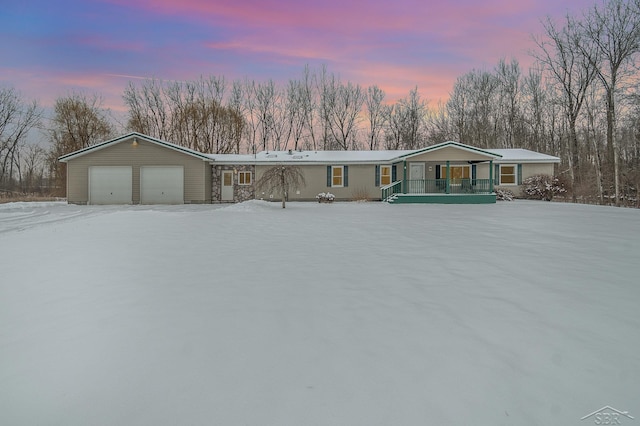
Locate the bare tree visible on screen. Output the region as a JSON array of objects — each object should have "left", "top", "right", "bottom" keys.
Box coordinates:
[
  {"left": 124, "top": 77, "right": 243, "bottom": 154},
  {"left": 317, "top": 67, "right": 336, "bottom": 150},
  {"left": 580, "top": 83, "right": 607, "bottom": 204},
  {"left": 325, "top": 79, "right": 365, "bottom": 150},
  {"left": 286, "top": 79, "right": 308, "bottom": 151},
  {"left": 495, "top": 58, "right": 522, "bottom": 148},
  {"left": 241, "top": 79, "right": 260, "bottom": 154},
  {"left": 299, "top": 64, "right": 320, "bottom": 150},
  {"left": 533, "top": 14, "right": 599, "bottom": 201},
  {"left": 398, "top": 87, "right": 427, "bottom": 149},
  {"left": 48, "top": 92, "right": 114, "bottom": 196},
  {"left": 254, "top": 80, "right": 278, "bottom": 151},
  {"left": 521, "top": 68, "right": 547, "bottom": 151},
  {"left": 20, "top": 143, "right": 46, "bottom": 193},
  {"left": 268, "top": 86, "right": 292, "bottom": 151},
  {"left": 255, "top": 165, "right": 306, "bottom": 208},
  {"left": 447, "top": 75, "right": 470, "bottom": 143},
  {"left": 365, "top": 85, "right": 386, "bottom": 150},
  {"left": 124, "top": 79, "right": 171, "bottom": 139},
  {"left": 383, "top": 103, "right": 404, "bottom": 150},
  {"left": 580, "top": 0, "right": 640, "bottom": 205},
  {"left": 0, "top": 87, "right": 41, "bottom": 191},
  {"left": 425, "top": 100, "right": 453, "bottom": 144},
  {"left": 446, "top": 70, "right": 499, "bottom": 147}
]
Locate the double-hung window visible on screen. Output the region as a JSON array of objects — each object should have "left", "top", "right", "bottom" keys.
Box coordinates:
[
  {"left": 500, "top": 165, "right": 517, "bottom": 185},
  {"left": 238, "top": 171, "right": 252, "bottom": 185},
  {"left": 327, "top": 166, "right": 348, "bottom": 187},
  {"left": 380, "top": 166, "right": 392, "bottom": 186},
  {"left": 332, "top": 166, "right": 344, "bottom": 187}
]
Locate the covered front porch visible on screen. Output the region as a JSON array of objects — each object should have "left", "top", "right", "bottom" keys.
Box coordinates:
[{"left": 381, "top": 142, "right": 501, "bottom": 204}]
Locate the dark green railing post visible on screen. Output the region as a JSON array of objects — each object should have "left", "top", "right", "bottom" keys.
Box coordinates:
[
  {"left": 445, "top": 160, "right": 450, "bottom": 194},
  {"left": 403, "top": 160, "right": 407, "bottom": 194},
  {"left": 489, "top": 160, "right": 494, "bottom": 193}
]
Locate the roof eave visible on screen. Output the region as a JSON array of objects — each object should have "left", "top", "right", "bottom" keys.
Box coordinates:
[
  {"left": 397, "top": 141, "right": 502, "bottom": 160},
  {"left": 58, "top": 132, "right": 212, "bottom": 162}
]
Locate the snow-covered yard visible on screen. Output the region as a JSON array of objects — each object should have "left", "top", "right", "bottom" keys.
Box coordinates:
[{"left": 1, "top": 200, "right": 638, "bottom": 425}]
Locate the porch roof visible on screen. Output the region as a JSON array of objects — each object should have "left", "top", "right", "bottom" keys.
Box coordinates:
[{"left": 396, "top": 141, "right": 502, "bottom": 161}]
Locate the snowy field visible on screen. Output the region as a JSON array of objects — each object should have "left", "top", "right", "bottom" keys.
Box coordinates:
[{"left": 1, "top": 200, "right": 639, "bottom": 425}]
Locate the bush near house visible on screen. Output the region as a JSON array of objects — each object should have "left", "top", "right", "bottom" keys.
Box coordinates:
[
  {"left": 316, "top": 192, "right": 335, "bottom": 203},
  {"left": 522, "top": 175, "right": 566, "bottom": 201},
  {"left": 496, "top": 189, "right": 514, "bottom": 201}
]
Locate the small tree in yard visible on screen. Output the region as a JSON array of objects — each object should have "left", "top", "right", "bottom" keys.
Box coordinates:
[{"left": 255, "top": 165, "right": 306, "bottom": 208}]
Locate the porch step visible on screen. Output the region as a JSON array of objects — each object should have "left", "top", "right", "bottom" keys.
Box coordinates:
[{"left": 387, "top": 193, "right": 496, "bottom": 204}]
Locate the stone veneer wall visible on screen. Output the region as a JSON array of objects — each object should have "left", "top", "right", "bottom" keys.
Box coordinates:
[{"left": 211, "top": 164, "right": 255, "bottom": 203}]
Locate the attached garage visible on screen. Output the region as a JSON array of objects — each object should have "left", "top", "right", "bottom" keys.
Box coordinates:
[
  {"left": 59, "top": 133, "right": 212, "bottom": 205},
  {"left": 89, "top": 166, "right": 133, "bottom": 204},
  {"left": 140, "top": 166, "right": 184, "bottom": 204}
]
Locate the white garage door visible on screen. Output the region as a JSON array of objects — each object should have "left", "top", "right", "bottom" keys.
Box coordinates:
[
  {"left": 89, "top": 166, "right": 132, "bottom": 205},
  {"left": 140, "top": 166, "right": 184, "bottom": 204}
]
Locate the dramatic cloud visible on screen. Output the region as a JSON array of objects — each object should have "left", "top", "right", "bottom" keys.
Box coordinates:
[{"left": 1, "top": 0, "right": 586, "bottom": 108}]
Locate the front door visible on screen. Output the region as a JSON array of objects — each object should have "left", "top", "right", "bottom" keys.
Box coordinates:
[
  {"left": 221, "top": 171, "right": 234, "bottom": 201},
  {"left": 408, "top": 163, "right": 425, "bottom": 193}
]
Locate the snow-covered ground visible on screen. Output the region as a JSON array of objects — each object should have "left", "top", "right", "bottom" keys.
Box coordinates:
[{"left": 1, "top": 200, "right": 638, "bottom": 425}]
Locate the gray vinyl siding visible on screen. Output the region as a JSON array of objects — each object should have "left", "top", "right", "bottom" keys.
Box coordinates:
[
  {"left": 254, "top": 164, "right": 382, "bottom": 201},
  {"left": 475, "top": 162, "right": 555, "bottom": 196},
  {"left": 66, "top": 138, "right": 210, "bottom": 204}
]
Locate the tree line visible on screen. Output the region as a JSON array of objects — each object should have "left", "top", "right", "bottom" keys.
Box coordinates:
[{"left": 1, "top": 0, "right": 639, "bottom": 205}]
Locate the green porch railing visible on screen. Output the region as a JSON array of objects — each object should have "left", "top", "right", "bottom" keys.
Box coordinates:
[
  {"left": 399, "top": 179, "right": 494, "bottom": 195},
  {"left": 381, "top": 180, "right": 403, "bottom": 201}
]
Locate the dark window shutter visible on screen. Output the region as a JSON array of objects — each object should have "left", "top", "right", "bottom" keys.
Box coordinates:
[
  {"left": 375, "top": 165, "right": 380, "bottom": 186},
  {"left": 472, "top": 164, "right": 477, "bottom": 183},
  {"left": 435, "top": 165, "right": 441, "bottom": 179},
  {"left": 327, "top": 166, "right": 332, "bottom": 187},
  {"left": 495, "top": 164, "right": 500, "bottom": 185},
  {"left": 392, "top": 165, "right": 397, "bottom": 182},
  {"left": 517, "top": 164, "right": 523, "bottom": 185},
  {"left": 344, "top": 166, "right": 349, "bottom": 187}
]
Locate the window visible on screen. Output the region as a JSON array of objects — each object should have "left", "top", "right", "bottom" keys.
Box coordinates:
[
  {"left": 327, "top": 166, "right": 348, "bottom": 187},
  {"left": 332, "top": 166, "right": 343, "bottom": 187},
  {"left": 238, "top": 171, "right": 252, "bottom": 185},
  {"left": 223, "top": 172, "right": 232, "bottom": 186},
  {"left": 441, "top": 165, "right": 470, "bottom": 183},
  {"left": 500, "top": 165, "right": 516, "bottom": 185},
  {"left": 380, "top": 166, "right": 392, "bottom": 186}
]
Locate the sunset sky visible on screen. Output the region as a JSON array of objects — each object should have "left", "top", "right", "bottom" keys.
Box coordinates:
[{"left": 1, "top": 0, "right": 587, "bottom": 113}]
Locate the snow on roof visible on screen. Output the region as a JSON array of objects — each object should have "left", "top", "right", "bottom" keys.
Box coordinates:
[
  {"left": 58, "top": 132, "right": 560, "bottom": 165},
  {"left": 208, "top": 146, "right": 559, "bottom": 165},
  {"left": 207, "top": 149, "right": 417, "bottom": 164},
  {"left": 58, "top": 132, "right": 212, "bottom": 162},
  {"left": 490, "top": 149, "right": 560, "bottom": 163}
]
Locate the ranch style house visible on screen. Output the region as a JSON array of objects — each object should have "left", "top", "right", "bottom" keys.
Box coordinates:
[{"left": 58, "top": 132, "right": 560, "bottom": 205}]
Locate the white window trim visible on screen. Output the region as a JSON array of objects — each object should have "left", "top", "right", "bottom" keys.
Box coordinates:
[
  {"left": 238, "top": 171, "right": 252, "bottom": 186},
  {"left": 331, "top": 166, "right": 344, "bottom": 187},
  {"left": 499, "top": 164, "right": 517, "bottom": 186},
  {"left": 380, "top": 165, "right": 392, "bottom": 186}
]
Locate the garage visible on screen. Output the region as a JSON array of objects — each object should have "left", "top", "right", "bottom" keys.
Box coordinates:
[
  {"left": 140, "top": 166, "right": 184, "bottom": 204},
  {"left": 59, "top": 133, "right": 212, "bottom": 205},
  {"left": 89, "top": 166, "right": 132, "bottom": 205}
]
